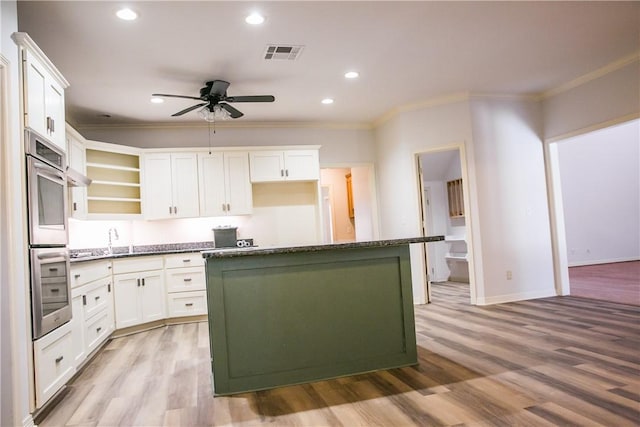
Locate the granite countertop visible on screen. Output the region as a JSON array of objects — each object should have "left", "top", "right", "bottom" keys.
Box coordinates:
[
  {"left": 202, "top": 236, "right": 445, "bottom": 259},
  {"left": 69, "top": 241, "right": 220, "bottom": 263}
]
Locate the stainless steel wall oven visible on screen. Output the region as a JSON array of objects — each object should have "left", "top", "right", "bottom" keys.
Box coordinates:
[{"left": 25, "top": 128, "right": 72, "bottom": 339}]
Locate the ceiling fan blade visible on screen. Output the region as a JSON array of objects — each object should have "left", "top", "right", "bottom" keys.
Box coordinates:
[
  {"left": 208, "top": 80, "right": 230, "bottom": 97},
  {"left": 219, "top": 102, "right": 244, "bottom": 119},
  {"left": 171, "top": 103, "right": 207, "bottom": 117},
  {"left": 226, "top": 95, "right": 275, "bottom": 103},
  {"left": 152, "top": 93, "right": 202, "bottom": 100}
]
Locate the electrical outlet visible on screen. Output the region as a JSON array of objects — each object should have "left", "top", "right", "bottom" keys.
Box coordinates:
[{"left": 506, "top": 270, "right": 512, "bottom": 280}]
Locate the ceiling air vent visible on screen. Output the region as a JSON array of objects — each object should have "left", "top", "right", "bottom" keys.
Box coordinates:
[{"left": 264, "top": 44, "right": 304, "bottom": 60}]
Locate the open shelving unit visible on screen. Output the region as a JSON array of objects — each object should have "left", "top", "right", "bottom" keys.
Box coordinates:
[
  {"left": 444, "top": 235, "right": 468, "bottom": 261},
  {"left": 86, "top": 149, "right": 142, "bottom": 215}
]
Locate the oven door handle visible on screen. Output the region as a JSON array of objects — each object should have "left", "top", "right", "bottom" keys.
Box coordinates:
[
  {"left": 37, "top": 251, "right": 68, "bottom": 261},
  {"left": 32, "top": 161, "right": 65, "bottom": 182}
]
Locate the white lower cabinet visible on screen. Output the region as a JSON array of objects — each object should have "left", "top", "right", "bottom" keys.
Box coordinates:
[
  {"left": 69, "top": 259, "right": 114, "bottom": 372},
  {"left": 33, "top": 322, "right": 75, "bottom": 408},
  {"left": 113, "top": 257, "right": 165, "bottom": 328},
  {"left": 165, "top": 253, "right": 207, "bottom": 317}
]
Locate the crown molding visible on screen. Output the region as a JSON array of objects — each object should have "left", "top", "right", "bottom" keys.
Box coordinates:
[
  {"left": 540, "top": 51, "right": 640, "bottom": 100},
  {"left": 76, "top": 120, "right": 373, "bottom": 132},
  {"left": 545, "top": 112, "right": 640, "bottom": 143},
  {"left": 11, "top": 32, "right": 70, "bottom": 88},
  {"left": 372, "top": 92, "right": 471, "bottom": 128}
]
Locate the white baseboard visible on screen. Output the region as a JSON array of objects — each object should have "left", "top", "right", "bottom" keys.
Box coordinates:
[
  {"left": 568, "top": 256, "right": 639, "bottom": 267},
  {"left": 476, "top": 288, "right": 557, "bottom": 305}
]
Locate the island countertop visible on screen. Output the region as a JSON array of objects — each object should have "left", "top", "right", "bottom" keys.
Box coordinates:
[{"left": 201, "top": 235, "right": 444, "bottom": 259}]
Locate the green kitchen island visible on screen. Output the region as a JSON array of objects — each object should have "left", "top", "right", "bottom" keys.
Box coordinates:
[{"left": 202, "top": 236, "right": 444, "bottom": 396}]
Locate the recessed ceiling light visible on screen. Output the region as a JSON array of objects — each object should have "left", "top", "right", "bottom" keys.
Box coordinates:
[
  {"left": 150, "top": 97, "right": 164, "bottom": 104},
  {"left": 245, "top": 13, "right": 265, "bottom": 25},
  {"left": 116, "top": 8, "right": 138, "bottom": 21},
  {"left": 344, "top": 71, "right": 359, "bottom": 79},
  {"left": 321, "top": 98, "right": 334, "bottom": 105}
]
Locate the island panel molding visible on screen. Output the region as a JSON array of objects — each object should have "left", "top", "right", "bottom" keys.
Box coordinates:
[{"left": 205, "top": 242, "right": 419, "bottom": 395}]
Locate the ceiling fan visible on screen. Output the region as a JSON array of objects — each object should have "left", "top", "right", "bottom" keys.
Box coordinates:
[{"left": 152, "top": 80, "right": 275, "bottom": 119}]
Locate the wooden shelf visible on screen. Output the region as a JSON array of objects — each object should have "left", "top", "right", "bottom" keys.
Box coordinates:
[
  {"left": 447, "top": 178, "right": 464, "bottom": 218},
  {"left": 85, "top": 148, "right": 141, "bottom": 215},
  {"left": 86, "top": 162, "right": 140, "bottom": 173}
]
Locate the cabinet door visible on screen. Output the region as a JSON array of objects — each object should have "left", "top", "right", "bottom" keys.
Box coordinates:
[
  {"left": 46, "top": 78, "right": 66, "bottom": 150},
  {"left": 284, "top": 150, "right": 320, "bottom": 181},
  {"left": 67, "top": 136, "right": 87, "bottom": 219},
  {"left": 24, "top": 52, "right": 47, "bottom": 137},
  {"left": 249, "top": 151, "right": 285, "bottom": 182},
  {"left": 140, "top": 271, "right": 165, "bottom": 323},
  {"left": 70, "top": 293, "right": 86, "bottom": 368},
  {"left": 33, "top": 323, "right": 75, "bottom": 408},
  {"left": 170, "top": 153, "right": 200, "bottom": 218},
  {"left": 143, "top": 153, "right": 173, "bottom": 219},
  {"left": 198, "top": 152, "right": 226, "bottom": 216},
  {"left": 225, "top": 152, "right": 253, "bottom": 215},
  {"left": 113, "top": 272, "right": 143, "bottom": 329}
]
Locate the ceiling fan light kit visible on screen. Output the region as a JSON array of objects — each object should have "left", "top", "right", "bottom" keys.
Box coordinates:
[{"left": 152, "top": 80, "right": 275, "bottom": 121}]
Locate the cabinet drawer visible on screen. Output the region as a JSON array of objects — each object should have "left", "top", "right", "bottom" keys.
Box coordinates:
[
  {"left": 167, "top": 291, "right": 207, "bottom": 317},
  {"left": 85, "top": 309, "right": 112, "bottom": 355},
  {"left": 71, "top": 260, "right": 112, "bottom": 288},
  {"left": 33, "top": 323, "right": 75, "bottom": 407},
  {"left": 165, "top": 267, "right": 205, "bottom": 292},
  {"left": 165, "top": 253, "right": 204, "bottom": 269},
  {"left": 112, "top": 256, "right": 163, "bottom": 275},
  {"left": 83, "top": 277, "right": 111, "bottom": 319}
]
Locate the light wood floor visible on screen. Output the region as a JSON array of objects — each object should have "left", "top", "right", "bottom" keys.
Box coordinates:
[
  {"left": 40, "top": 282, "right": 640, "bottom": 426},
  {"left": 569, "top": 261, "right": 640, "bottom": 306}
]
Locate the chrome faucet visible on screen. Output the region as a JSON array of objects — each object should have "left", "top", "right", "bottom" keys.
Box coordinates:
[{"left": 107, "top": 228, "right": 119, "bottom": 254}]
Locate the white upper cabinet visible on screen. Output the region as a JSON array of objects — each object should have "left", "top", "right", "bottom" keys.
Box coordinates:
[
  {"left": 14, "top": 33, "right": 69, "bottom": 151},
  {"left": 67, "top": 127, "right": 87, "bottom": 219},
  {"left": 198, "top": 151, "right": 252, "bottom": 216},
  {"left": 249, "top": 149, "right": 320, "bottom": 182},
  {"left": 143, "top": 153, "right": 200, "bottom": 219}
]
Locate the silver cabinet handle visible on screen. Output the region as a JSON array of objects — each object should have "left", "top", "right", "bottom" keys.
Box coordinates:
[
  {"left": 55, "top": 355, "right": 63, "bottom": 363},
  {"left": 182, "top": 259, "right": 191, "bottom": 263},
  {"left": 96, "top": 327, "right": 102, "bottom": 333},
  {"left": 280, "top": 169, "right": 284, "bottom": 177},
  {"left": 222, "top": 203, "right": 226, "bottom": 212},
  {"left": 185, "top": 303, "right": 193, "bottom": 307},
  {"left": 95, "top": 296, "right": 100, "bottom": 301},
  {"left": 174, "top": 206, "right": 177, "bottom": 214},
  {"left": 137, "top": 278, "right": 141, "bottom": 287},
  {"left": 286, "top": 169, "right": 289, "bottom": 177},
  {"left": 227, "top": 203, "right": 230, "bottom": 211},
  {"left": 183, "top": 278, "right": 192, "bottom": 282},
  {"left": 169, "top": 206, "right": 172, "bottom": 215},
  {"left": 74, "top": 274, "right": 81, "bottom": 279},
  {"left": 108, "top": 283, "right": 111, "bottom": 292},
  {"left": 142, "top": 278, "right": 145, "bottom": 286},
  {"left": 82, "top": 295, "right": 87, "bottom": 305}
]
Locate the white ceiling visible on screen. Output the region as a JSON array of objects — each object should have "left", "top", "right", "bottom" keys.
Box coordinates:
[{"left": 16, "top": 1, "right": 640, "bottom": 127}]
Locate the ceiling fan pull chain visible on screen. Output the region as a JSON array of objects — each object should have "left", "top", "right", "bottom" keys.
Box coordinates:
[{"left": 208, "top": 121, "right": 212, "bottom": 154}]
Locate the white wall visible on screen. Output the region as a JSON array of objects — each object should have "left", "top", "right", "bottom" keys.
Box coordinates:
[
  {"left": 374, "top": 101, "right": 475, "bottom": 304},
  {"left": 542, "top": 61, "right": 640, "bottom": 140},
  {"left": 69, "top": 181, "right": 321, "bottom": 251},
  {"left": 469, "top": 97, "right": 555, "bottom": 304},
  {"left": 1, "top": 1, "right": 33, "bottom": 425},
  {"left": 78, "top": 125, "right": 376, "bottom": 165},
  {"left": 557, "top": 119, "right": 640, "bottom": 266}
]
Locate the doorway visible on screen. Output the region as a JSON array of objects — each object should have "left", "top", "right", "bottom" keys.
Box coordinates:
[
  {"left": 417, "top": 148, "right": 471, "bottom": 303},
  {"left": 320, "top": 165, "right": 378, "bottom": 243},
  {"left": 550, "top": 119, "right": 640, "bottom": 305}
]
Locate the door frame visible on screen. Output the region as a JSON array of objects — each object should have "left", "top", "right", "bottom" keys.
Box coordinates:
[{"left": 414, "top": 144, "right": 477, "bottom": 305}]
